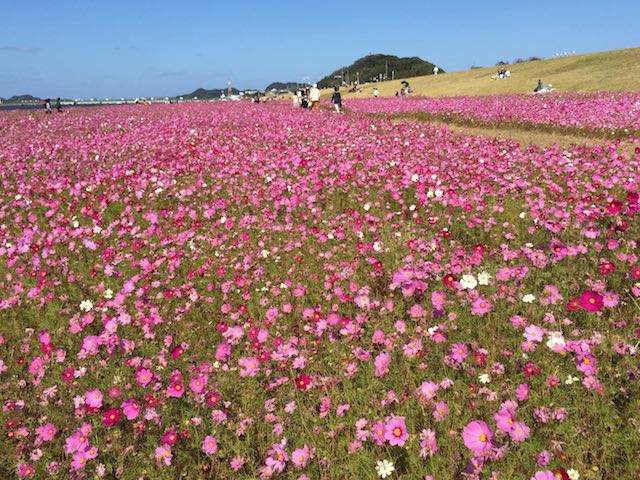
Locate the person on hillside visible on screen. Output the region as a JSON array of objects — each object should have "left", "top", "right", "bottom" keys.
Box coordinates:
[
  {"left": 433, "top": 65, "right": 439, "bottom": 75},
  {"left": 373, "top": 87, "right": 379, "bottom": 98},
  {"left": 55, "top": 97, "right": 62, "bottom": 112},
  {"left": 44, "top": 98, "right": 52, "bottom": 114},
  {"left": 533, "top": 79, "right": 554, "bottom": 93},
  {"left": 309, "top": 84, "right": 321, "bottom": 109},
  {"left": 331, "top": 86, "right": 342, "bottom": 113},
  {"left": 301, "top": 89, "right": 309, "bottom": 109}
]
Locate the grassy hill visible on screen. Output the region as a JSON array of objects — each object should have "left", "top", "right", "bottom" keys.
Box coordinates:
[{"left": 339, "top": 47, "right": 640, "bottom": 98}]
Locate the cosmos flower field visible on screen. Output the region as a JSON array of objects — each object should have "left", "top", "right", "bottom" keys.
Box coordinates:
[
  {"left": 1, "top": 102, "right": 640, "bottom": 479},
  {"left": 348, "top": 93, "right": 640, "bottom": 135}
]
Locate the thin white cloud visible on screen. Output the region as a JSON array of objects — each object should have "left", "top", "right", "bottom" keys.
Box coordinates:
[{"left": 0, "top": 45, "right": 42, "bottom": 53}]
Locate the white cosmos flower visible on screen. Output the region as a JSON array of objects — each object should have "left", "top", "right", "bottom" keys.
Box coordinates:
[
  {"left": 364, "top": 203, "right": 371, "bottom": 211},
  {"left": 565, "top": 375, "right": 579, "bottom": 385},
  {"left": 434, "top": 189, "right": 443, "bottom": 197},
  {"left": 519, "top": 212, "right": 526, "bottom": 219},
  {"left": 477, "top": 271, "right": 491, "bottom": 285},
  {"left": 79, "top": 300, "right": 93, "bottom": 312},
  {"left": 478, "top": 373, "right": 491, "bottom": 384},
  {"left": 104, "top": 289, "right": 113, "bottom": 299},
  {"left": 522, "top": 294, "right": 536, "bottom": 303},
  {"left": 261, "top": 249, "right": 269, "bottom": 258},
  {"left": 376, "top": 459, "right": 395, "bottom": 479},
  {"left": 460, "top": 274, "right": 477, "bottom": 290},
  {"left": 411, "top": 173, "right": 419, "bottom": 182},
  {"left": 567, "top": 468, "right": 580, "bottom": 480},
  {"left": 546, "top": 332, "right": 566, "bottom": 352},
  {"left": 373, "top": 241, "right": 383, "bottom": 252}
]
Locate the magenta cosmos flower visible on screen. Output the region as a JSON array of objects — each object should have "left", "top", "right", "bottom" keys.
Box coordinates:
[
  {"left": 385, "top": 415, "right": 409, "bottom": 446},
  {"left": 577, "top": 290, "right": 604, "bottom": 312},
  {"left": 462, "top": 420, "right": 493, "bottom": 455}
]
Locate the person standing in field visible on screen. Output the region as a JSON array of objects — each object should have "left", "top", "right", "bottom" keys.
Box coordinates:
[
  {"left": 55, "top": 97, "right": 62, "bottom": 112},
  {"left": 373, "top": 87, "right": 379, "bottom": 98},
  {"left": 433, "top": 65, "right": 439, "bottom": 75},
  {"left": 44, "top": 98, "right": 52, "bottom": 113},
  {"left": 331, "top": 86, "right": 342, "bottom": 113},
  {"left": 309, "top": 84, "right": 321, "bottom": 110}
]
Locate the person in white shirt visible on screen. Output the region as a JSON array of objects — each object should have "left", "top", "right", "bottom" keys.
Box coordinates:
[
  {"left": 309, "top": 84, "right": 321, "bottom": 109},
  {"left": 373, "top": 87, "right": 379, "bottom": 98},
  {"left": 433, "top": 66, "right": 439, "bottom": 75}
]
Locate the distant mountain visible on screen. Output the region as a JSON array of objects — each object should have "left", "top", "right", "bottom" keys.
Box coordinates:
[
  {"left": 265, "top": 82, "right": 307, "bottom": 92},
  {"left": 318, "top": 54, "right": 443, "bottom": 88},
  {"left": 6, "top": 94, "right": 41, "bottom": 103},
  {"left": 176, "top": 87, "right": 240, "bottom": 100}
]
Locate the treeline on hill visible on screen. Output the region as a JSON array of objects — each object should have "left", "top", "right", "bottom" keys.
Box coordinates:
[
  {"left": 177, "top": 87, "right": 240, "bottom": 100},
  {"left": 318, "top": 54, "right": 442, "bottom": 88}
]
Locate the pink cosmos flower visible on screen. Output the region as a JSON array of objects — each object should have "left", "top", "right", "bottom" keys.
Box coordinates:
[
  {"left": 291, "top": 444, "right": 311, "bottom": 468},
  {"left": 418, "top": 381, "right": 439, "bottom": 400},
  {"left": 374, "top": 351, "right": 390, "bottom": 378},
  {"left": 238, "top": 357, "right": 260, "bottom": 377},
  {"left": 135, "top": 368, "right": 153, "bottom": 387},
  {"left": 524, "top": 325, "right": 544, "bottom": 343},
  {"left": 167, "top": 382, "right": 185, "bottom": 397},
  {"left": 494, "top": 409, "right": 516, "bottom": 433},
  {"left": 432, "top": 401, "right": 449, "bottom": 422},
  {"left": 35, "top": 423, "right": 57, "bottom": 442},
  {"left": 71, "top": 446, "right": 97, "bottom": 471},
  {"left": 17, "top": 463, "right": 35, "bottom": 478},
  {"left": 230, "top": 455, "right": 245, "bottom": 471},
  {"left": 531, "top": 471, "right": 556, "bottom": 480},
  {"left": 155, "top": 444, "right": 172, "bottom": 466},
  {"left": 419, "top": 428, "right": 438, "bottom": 458},
  {"left": 202, "top": 435, "right": 218, "bottom": 455},
  {"left": 431, "top": 290, "right": 446, "bottom": 310},
  {"left": 409, "top": 303, "right": 425, "bottom": 318},
  {"left": 189, "top": 374, "right": 207, "bottom": 394},
  {"left": 372, "top": 421, "right": 387, "bottom": 446},
  {"left": 462, "top": 420, "right": 493, "bottom": 455},
  {"left": 121, "top": 399, "right": 140, "bottom": 420},
  {"left": 471, "top": 297, "right": 492, "bottom": 316},
  {"left": 84, "top": 389, "right": 103, "bottom": 409},
  {"left": 385, "top": 415, "right": 409, "bottom": 447},
  {"left": 451, "top": 343, "right": 469, "bottom": 363},
  {"left": 509, "top": 421, "right": 530, "bottom": 442}
]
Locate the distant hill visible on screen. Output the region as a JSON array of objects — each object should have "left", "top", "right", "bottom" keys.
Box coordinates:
[
  {"left": 318, "top": 54, "right": 443, "bottom": 88},
  {"left": 265, "top": 82, "right": 307, "bottom": 92},
  {"left": 6, "top": 94, "right": 41, "bottom": 103},
  {"left": 176, "top": 87, "right": 240, "bottom": 100}
]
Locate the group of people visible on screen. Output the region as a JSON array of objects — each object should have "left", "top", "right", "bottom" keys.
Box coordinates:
[
  {"left": 292, "top": 84, "right": 343, "bottom": 113},
  {"left": 292, "top": 84, "right": 321, "bottom": 109},
  {"left": 491, "top": 67, "right": 512, "bottom": 80},
  {"left": 44, "top": 98, "right": 63, "bottom": 113}
]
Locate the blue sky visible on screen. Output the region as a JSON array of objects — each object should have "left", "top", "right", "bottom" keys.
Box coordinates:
[{"left": 1, "top": 0, "right": 639, "bottom": 98}]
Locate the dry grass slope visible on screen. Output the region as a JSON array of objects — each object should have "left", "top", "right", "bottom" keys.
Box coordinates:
[{"left": 337, "top": 47, "right": 640, "bottom": 98}]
